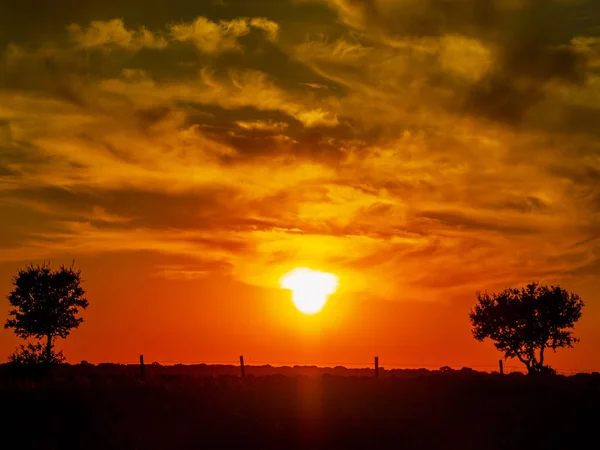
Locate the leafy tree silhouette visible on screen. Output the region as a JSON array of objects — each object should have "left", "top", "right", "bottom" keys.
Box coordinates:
[
  {"left": 5, "top": 263, "right": 88, "bottom": 365},
  {"left": 470, "top": 282, "right": 584, "bottom": 375}
]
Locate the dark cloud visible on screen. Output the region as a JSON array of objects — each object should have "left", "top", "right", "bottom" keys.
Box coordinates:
[
  {"left": 498, "top": 196, "right": 549, "bottom": 214},
  {"left": 330, "top": 0, "right": 505, "bottom": 38},
  {"left": 0, "top": 119, "right": 12, "bottom": 143},
  {"left": 342, "top": 0, "right": 600, "bottom": 41},
  {"left": 0, "top": 199, "right": 67, "bottom": 250},
  {"left": 0, "top": 165, "right": 19, "bottom": 177},
  {"left": 463, "top": 75, "right": 543, "bottom": 125},
  {"left": 547, "top": 105, "right": 600, "bottom": 139},
  {"left": 420, "top": 210, "right": 539, "bottom": 235},
  {"left": 321, "top": 0, "right": 597, "bottom": 126},
  {"left": 548, "top": 164, "right": 600, "bottom": 189},
  {"left": 7, "top": 186, "right": 234, "bottom": 230},
  {"left": 0, "top": 0, "right": 598, "bottom": 296},
  {"left": 464, "top": 42, "right": 588, "bottom": 124},
  {"left": 215, "top": 38, "right": 342, "bottom": 97}
]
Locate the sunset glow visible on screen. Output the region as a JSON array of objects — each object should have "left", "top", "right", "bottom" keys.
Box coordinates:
[
  {"left": 2, "top": 3, "right": 599, "bottom": 447},
  {"left": 0, "top": 0, "right": 599, "bottom": 372},
  {"left": 280, "top": 268, "right": 339, "bottom": 315}
]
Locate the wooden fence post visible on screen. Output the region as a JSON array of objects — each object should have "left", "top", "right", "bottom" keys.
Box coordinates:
[
  {"left": 374, "top": 356, "right": 379, "bottom": 377},
  {"left": 499, "top": 359, "right": 504, "bottom": 375},
  {"left": 240, "top": 355, "right": 246, "bottom": 378},
  {"left": 140, "top": 354, "right": 145, "bottom": 377}
]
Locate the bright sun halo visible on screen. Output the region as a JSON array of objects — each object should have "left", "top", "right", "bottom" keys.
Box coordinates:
[{"left": 279, "top": 268, "right": 339, "bottom": 315}]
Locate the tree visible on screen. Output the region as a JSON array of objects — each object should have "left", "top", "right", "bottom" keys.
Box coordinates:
[
  {"left": 469, "top": 282, "right": 584, "bottom": 375},
  {"left": 5, "top": 263, "right": 88, "bottom": 364}
]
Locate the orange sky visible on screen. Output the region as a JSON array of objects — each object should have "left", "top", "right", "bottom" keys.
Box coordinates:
[{"left": 1, "top": 0, "right": 599, "bottom": 372}]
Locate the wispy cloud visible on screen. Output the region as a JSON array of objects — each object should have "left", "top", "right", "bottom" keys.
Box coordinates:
[
  {"left": 236, "top": 120, "right": 289, "bottom": 131},
  {"left": 1, "top": 1, "right": 599, "bottom": 302},
  {"left": 67, "top": 19, "right": 168, "bottom": 50},
  {"left": 169, "top": 16, "right": 279, "bottom": 53}
]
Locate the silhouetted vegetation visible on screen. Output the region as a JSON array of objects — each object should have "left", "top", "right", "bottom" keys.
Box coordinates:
[
  {"left": 8, "top": 342, "right": 65, "bottom": 365},
  {"left": 5, "top": 263, "right": 88, "bottom": 365},
  {"left": 470, "top": 283, "right": 584, "bottom": 374},
  {"left": 0, "top": 364, "right": 598, "bottom": 450}
]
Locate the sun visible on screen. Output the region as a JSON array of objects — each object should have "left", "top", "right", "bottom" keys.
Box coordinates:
[{"left": 279, "top": 268, "right": 339, "bottom": 315}]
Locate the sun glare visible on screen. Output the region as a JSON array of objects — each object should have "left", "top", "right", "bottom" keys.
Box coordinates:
[{"left": 279, "top": 268, "right": 339, "bottom": 315}]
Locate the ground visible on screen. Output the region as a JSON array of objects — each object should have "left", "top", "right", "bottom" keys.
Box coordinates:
[{"left": 1, "top": 365, "right": 598, "bottom": 449}]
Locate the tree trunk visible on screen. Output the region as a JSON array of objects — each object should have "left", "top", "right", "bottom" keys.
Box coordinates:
[
  {"left": 515, "top": 353, "right": 533, "bottom": 374},
  {"left": 539, "top": 345, "right": 545, "bottom": 370},
  {"left": 45, "top": 334, "right": 52, "bottom": 365}
]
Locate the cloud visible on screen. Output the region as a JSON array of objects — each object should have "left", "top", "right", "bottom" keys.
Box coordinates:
[
  {"left": 169, "top": 17, "right": 249, "bottom": 53},
  {"left": 0, "top": 120, "right": 12, "bottom": 145},
  {"left": 153, "top": 264, "right": 213, "bottom": 280},
  {"left": 99, "top": 67, "right": 340, "bottom": 129},
  {"left": 438, "top": 34, "right": 494, "bottom": 81},
  {"left": 295, "top": 109, "right": 339, "bottom": 127},
  {"left": 63, "top": 16, "right": 279, "bottom": 55},
  {"left": 249, "top": 17, "right": 280, "bottom": 42},
  {"left": 235, "top": 120, "right": 289, "bottom": 131},
  {"left": 300, "top": 82, "right": 329, "bottom": 89},
  {"left": 67, "top": 19, "right": 168, "bottom": 50},
  {"left": 90, "top": 206, "right": 133, "bottom": 224},
  {"left": 1, "top": 1, "right": 599, "bottom": 303},
  {"left": 305, "top": 0, "right": 599, "bottom": 127},
  {"left": 169, "top": 16, "right": 279, "bottom": 53}
]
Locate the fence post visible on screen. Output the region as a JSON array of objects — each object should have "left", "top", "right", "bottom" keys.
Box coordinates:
[
  {"left": 140, "top": 354, "right": 145, "bottom": 377},
  {"left": 240, "top": 355, "right": 246, "bottom": 378},
  {"left": 374, "top": 356, "right": 379, "bottom": 377},
  {"left": 499, "top": 359, "right": 504, "bottom": 375}
]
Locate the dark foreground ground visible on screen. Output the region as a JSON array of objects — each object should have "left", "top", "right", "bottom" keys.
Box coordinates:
[{"left": 1, "top": 365, "right": 599, "bottom": 450}]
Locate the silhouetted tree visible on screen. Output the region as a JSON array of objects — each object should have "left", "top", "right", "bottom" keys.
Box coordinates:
[
  {"left": 470, "top": 283, "right": 584, "bottom": 374},
  {"left": 5, "top": 263, "right": 88, "bottom": 364},
  {"left": 8, "top": 342, "right": 65, "bottom": 365}
]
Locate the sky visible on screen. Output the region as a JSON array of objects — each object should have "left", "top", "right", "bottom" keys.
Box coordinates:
[{"left": 1, "top": 0, "right": 599, "bottom": 372}]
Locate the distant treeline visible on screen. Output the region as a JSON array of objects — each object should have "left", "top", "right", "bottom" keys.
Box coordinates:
[{"left": 1, "top": 362, "right": 598, "bottom": 379}]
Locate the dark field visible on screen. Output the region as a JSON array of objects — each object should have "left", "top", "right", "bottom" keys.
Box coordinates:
[{"left": 1, "top": 365, "right": 599, "bottom": 450}]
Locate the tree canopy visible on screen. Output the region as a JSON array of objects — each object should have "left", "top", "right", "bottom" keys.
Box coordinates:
[
  {"left": 5, "top": 263, "right": 88, "bottom": 364},
  {"left": 469, "top": 282, "right": 584, "bottom": 374}
]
